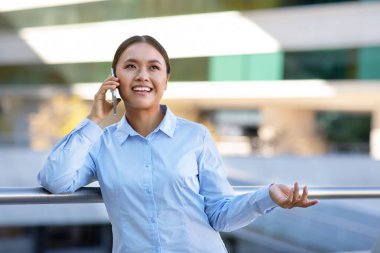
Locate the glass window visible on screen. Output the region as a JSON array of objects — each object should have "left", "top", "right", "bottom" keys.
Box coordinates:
[
  {"left": 284, "top": 49, "right": 357, "bottom": 80},
  {"left": 317, "top": 111, "right": 370, "bottom": 154},
  {"left": 358, "top": 46, "right": 380, "bottom": 80},
  {"left": 170, "top": 57, "right": 208, "bottom": 81}
]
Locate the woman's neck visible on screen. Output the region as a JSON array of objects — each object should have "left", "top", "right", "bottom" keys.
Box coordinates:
[{"left": 125, "top": 106, "right": 164, "bottom": 137}]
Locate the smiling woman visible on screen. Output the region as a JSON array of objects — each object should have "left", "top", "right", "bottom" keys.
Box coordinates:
[{"left": 38, "top": 35, "right": 318, "bottom": 253}]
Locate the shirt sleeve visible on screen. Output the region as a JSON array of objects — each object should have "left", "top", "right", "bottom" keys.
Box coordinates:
[
  {"left": 198, "top": 127, "right": 278, "bottom": 232},
  {"left": 37, "top": 119, "right": 103, "bottom": 194}
]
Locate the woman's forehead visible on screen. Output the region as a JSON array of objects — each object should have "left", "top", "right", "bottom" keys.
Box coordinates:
[{"left": 120, "top": 42, "right": 164, "bottom": 62}]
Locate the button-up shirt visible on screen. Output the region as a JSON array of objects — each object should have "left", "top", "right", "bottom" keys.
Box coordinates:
[{"left": 38, "top": 105, "right": 277, "bottom": 253}]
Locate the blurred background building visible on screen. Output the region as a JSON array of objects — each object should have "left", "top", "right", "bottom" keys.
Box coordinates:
[{"left": 0, "top": 0, "right": 380, "bottom": 252}]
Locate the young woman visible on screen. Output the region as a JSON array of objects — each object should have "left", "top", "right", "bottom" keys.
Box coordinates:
[{"left": 38, "top": 35, "right": 318, "bottom": 253}]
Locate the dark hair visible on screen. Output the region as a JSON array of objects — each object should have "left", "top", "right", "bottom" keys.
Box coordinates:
[{"left": 112, "top": 35, "right": 171, "bottom": 75}]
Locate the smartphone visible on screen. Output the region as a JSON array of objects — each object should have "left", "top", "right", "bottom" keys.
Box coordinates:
[{"left": 110, "top": 68, "right": 117, "bottom": 116}]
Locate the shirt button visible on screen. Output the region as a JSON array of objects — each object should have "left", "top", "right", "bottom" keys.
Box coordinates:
[
  {"left": 150, "top": 217, "right": 156, "bottom": 223},
  {"left": 146, "top": 188, "right": 152, "bottom": 194},
  {"left": 155, "top": 246, "right": 160, "bottom": 252}
]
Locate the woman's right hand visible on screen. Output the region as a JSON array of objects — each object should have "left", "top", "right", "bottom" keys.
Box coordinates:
[
  {"left": 87, "top": 75, "right": 121, "bottom": 125},
  {"left": 269, "top": 182, "right": 319, "bottom": 209}
]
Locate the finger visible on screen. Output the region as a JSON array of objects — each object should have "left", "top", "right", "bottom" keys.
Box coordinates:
[
  {"left": 301, "top": 199, "right": 320, "bottom": 208},
  {"left": 287, "top": 186, "right": 294, "bottom": 204},
  {"left": 280, "top": 186, "right": 293, "bottom": 209},
  {"left": 103, "top": 75, "right": 119, "bottom": 84},
  {"left": 292, "top": 182, "right": 300, "bottom": 203},
  {"left": 97, "top": 81, "right": 120, "bottom": 97},
  {"left": 300, "top": 186, "right": 309, "bottom": 202},
  {"left": 107, "top": 75, "right": 119, "bottom": 81},
  {"left": 298, "top": 186, "right": 320, "bottom": 207},
  {"left": 102, "top": 80, "right": 120, "bottom": 89}
]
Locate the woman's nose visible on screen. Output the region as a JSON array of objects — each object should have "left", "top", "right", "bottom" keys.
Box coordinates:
[{"left": 135, "top": 68, "right": 149, "bottom": 81}]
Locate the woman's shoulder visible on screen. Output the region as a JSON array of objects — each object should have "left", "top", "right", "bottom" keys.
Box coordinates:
[{"left": 175, "top": 117, "right": 208, "bottom": 135}]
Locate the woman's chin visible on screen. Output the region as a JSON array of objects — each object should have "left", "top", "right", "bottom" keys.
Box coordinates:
[{"left": 124, "top": 102, "right": 160, "bottom": 111}]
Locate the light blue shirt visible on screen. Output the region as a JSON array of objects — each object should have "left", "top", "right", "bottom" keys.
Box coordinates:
[{"left": 38, "top": 105, "right": 277, "bottom": 253}]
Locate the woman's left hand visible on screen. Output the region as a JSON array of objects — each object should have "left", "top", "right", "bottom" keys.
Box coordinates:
[{"left": 269, "top": 182, "right": 319, "bottom": 209}]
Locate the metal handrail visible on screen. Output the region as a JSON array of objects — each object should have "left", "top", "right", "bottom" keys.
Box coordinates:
[{"left": 0, "top": 186, "right": 380, "bottom": 205}]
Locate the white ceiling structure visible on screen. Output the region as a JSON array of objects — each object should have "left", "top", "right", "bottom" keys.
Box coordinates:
[{"left": 0, "top": 0, "right": 106, "bottom": 12}]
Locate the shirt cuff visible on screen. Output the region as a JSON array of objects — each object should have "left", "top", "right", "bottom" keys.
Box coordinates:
[
  {"left": 254, "top": 185, "right": 278, "bottom": 213},
  {"left": 77, "top": 118, "right": 103, "bottom": 143}
]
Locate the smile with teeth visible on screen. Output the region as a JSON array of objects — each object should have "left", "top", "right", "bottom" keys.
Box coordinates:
[{"left": 132, "top": 86, "right": 153, "bottom": 92}]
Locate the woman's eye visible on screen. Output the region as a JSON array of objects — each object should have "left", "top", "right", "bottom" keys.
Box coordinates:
[
  {"left": 125, "top": 64, "right": 135, "bottom": 69},
  {"left": 150, "top": 65, "right": 159, "bottom": 70}
]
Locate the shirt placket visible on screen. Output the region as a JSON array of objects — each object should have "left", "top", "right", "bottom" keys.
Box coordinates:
[{"left": 143, "top": 138, "right": 161, "bottom": 253}]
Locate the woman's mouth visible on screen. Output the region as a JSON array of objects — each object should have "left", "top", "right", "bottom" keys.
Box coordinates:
[{"left": 132, "top": 86, "right": 153, "bottom": 92}]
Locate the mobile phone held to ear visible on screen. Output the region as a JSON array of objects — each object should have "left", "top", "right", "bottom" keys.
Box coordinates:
[{"left": 111, "top": 68, "right": 117, "bottom": 116}]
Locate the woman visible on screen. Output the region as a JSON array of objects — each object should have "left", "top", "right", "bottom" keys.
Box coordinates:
[{"left": 38, "top": 35, "right": 319, "bottom": 253}]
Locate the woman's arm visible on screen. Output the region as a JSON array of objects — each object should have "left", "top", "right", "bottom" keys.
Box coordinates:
[
  {"left": 38, "top": 75, "right": 121, "bottom": 194},
  {"left": 37, "top": 119, "right": 102, "bottom": 194},
  {"left": 198, "top": 127, "right": 318, "bottom": 232}
]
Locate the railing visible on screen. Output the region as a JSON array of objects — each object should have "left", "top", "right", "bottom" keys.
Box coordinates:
[
  {"left": 1, "top": 186, "right": 379, "bottom": 253},
  {"left": 0, "top": 186, "right": 380, "bottom": 205}
]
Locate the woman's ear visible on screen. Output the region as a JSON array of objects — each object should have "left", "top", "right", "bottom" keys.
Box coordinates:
[{"left": 165, "top": 74, "right": 170, "bottom": 90}]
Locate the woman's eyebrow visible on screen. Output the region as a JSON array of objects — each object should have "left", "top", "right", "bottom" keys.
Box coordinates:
[
  {"left": 148, "top": 60, "right": 163, "bottom": 65},
  {"left": 124, "top": 58, "right": 163, "bottom": 65}
]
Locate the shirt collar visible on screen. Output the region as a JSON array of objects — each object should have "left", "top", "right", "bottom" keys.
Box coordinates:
[{"left": 115, "top": 104, "right": 176, "bottom": 145}]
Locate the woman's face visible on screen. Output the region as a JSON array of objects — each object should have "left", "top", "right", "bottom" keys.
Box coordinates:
[{"left": 115, "top": 42, "right": 169, "bottom": 112}]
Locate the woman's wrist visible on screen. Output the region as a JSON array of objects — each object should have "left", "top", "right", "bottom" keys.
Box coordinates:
[{"left": 87, "top": 114, "right": 103, "bottom": 125}]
